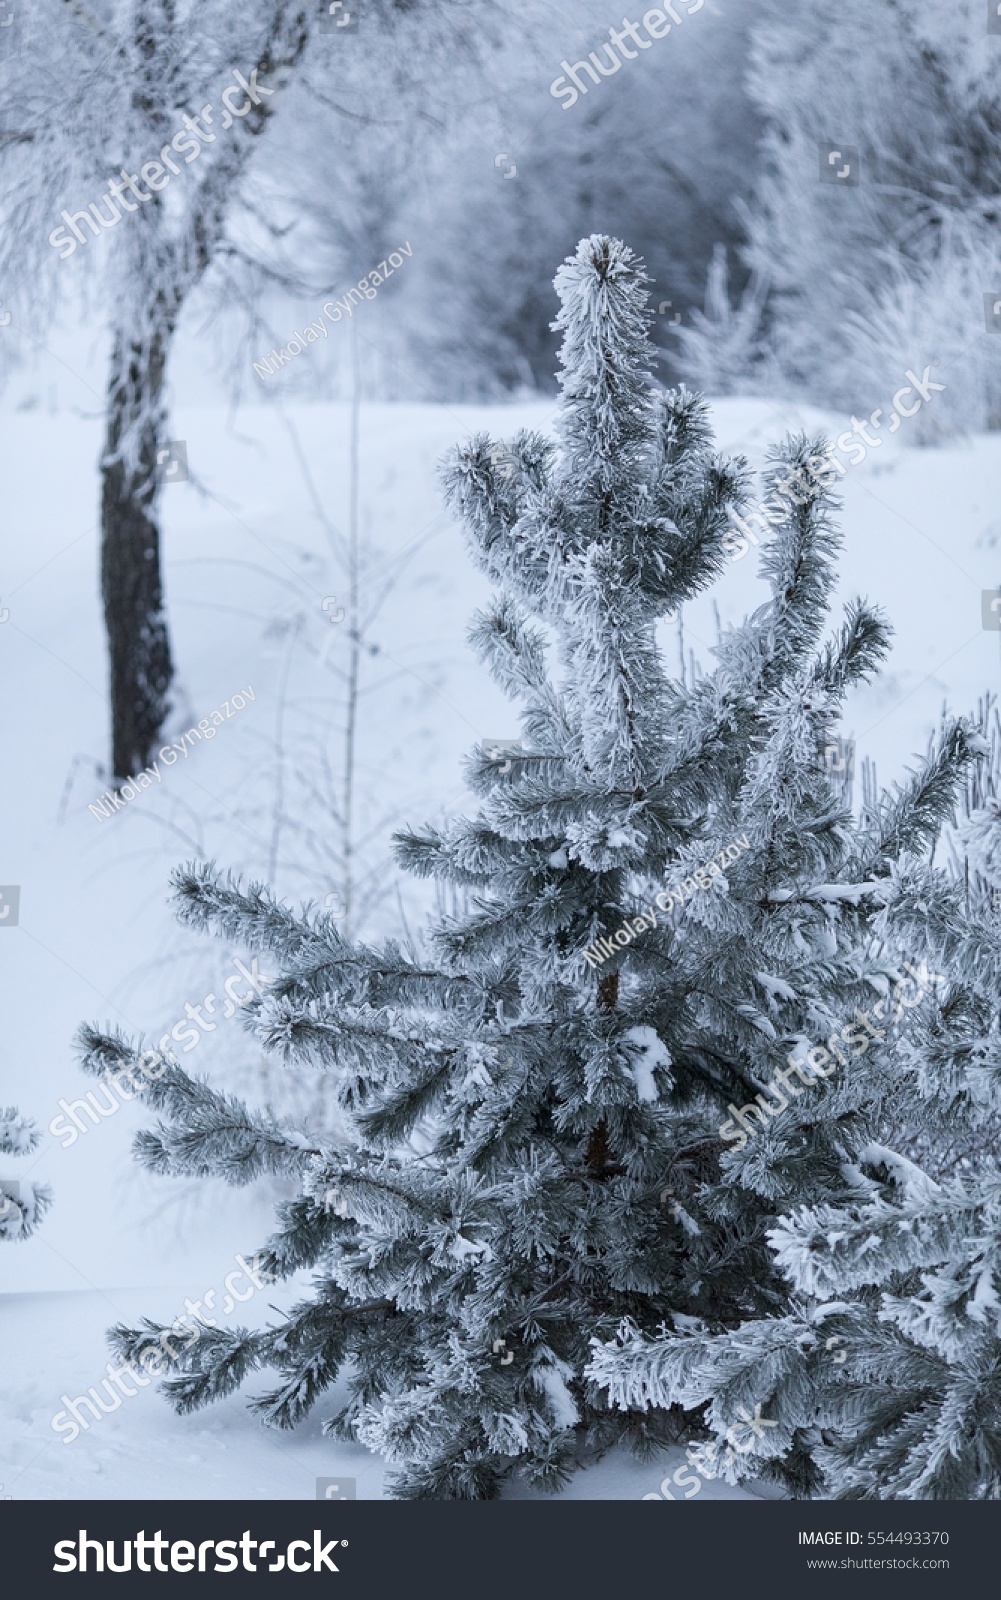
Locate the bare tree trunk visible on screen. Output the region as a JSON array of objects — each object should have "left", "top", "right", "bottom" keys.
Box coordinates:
[
  {"left": 586, "top": 972, "right": 622, "bottom": 1178},
  {"left": 341, "top": 320, "right": 362, "bottom": 935},
  {"left": 94, "top": 8, "right": 308, "bottom": 782},
  {"left": 101, "top": 320, "right": 174, "bottom": 780}
]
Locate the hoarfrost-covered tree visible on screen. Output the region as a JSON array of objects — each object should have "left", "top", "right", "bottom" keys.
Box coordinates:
[
  {"left": 588, "top": 822, "right": 1001, "bottom": 1500},
  {"left": 0, "top": 0, "right": 316, "bottom": 779},
  {"left": 667, "top": 243, "right": 771, "bottom": 399},
  {"left": 0, "top": 1109, "right": 51, "bottom": 1243},
  {"left": 702, "top": 0, "right": 1001, "bottom": 433},
  {"left": 79, "top": 235, "right": 979, "bottom": 1498},
  {"left": 0, "top": 0, "right": 510, "bottom": 779},
  {"left": 587, "top": 731, "right": 1001, "bottom": 1498},
  {"left": 396, "top": 0, "right": 765, "bottom": 397}
]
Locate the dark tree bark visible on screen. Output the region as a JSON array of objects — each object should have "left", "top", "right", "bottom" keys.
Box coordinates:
[
  {"left": 101, "top": 319, "right": 175, "bottom": 780},
  {"left": 586, "top": 970, "right": 623, "bottom": 1177}
]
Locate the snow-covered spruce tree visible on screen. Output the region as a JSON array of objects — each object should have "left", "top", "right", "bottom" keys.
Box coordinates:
[
  {"left": 588, "top": 837, "right": 1001, "bottom": 1500},
  {"left": 1, "top": 1108, "right": 51, "bottom": 1243},
  {"left": 586, "top": 762, "right": 1001, "bottom": 1498},
  {"left": 79, "top": 235, "right": 977, "bottom": 1498}
]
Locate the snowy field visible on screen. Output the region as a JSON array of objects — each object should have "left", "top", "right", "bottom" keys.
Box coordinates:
[{"left": 2, "top": 387, "right": 999, "bottom": 1499}]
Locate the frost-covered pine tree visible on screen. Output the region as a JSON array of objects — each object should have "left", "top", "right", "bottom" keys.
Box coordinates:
[
  {"left": 589, "top": 815, "right": 1001, "bottom": 1500},
  {"left": 1, "top": 1109, "right": 51, "bottom": 1243},
  {"left": 587, "top": 748, "right": 1001, "bottom": 1498},
  {"left": 79, "top": 234, "right": 979, "bottom": 1498}
]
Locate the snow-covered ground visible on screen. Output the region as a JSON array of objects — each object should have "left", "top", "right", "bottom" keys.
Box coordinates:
[{"left": 2, "top": 383, "right": 998, "bottom": 1498}]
